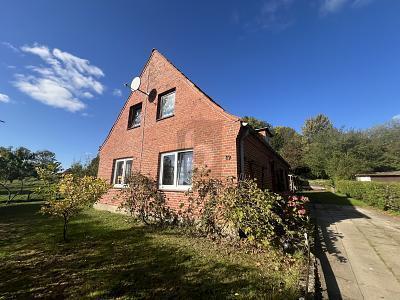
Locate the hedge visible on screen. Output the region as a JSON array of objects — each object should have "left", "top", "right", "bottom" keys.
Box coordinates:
[{"left": 335, "top": 180, "right": 400, "bottom": 212}]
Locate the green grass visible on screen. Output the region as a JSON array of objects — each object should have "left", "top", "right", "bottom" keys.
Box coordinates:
[
  {"left": 0, "top": 202, "right": 305, "bottom": 299},
  {"left": 302, "top": 191, "right": 367, "bottom": 207},
  {"left": 0, "top": 179, "right": 42, "bottom": 203}
]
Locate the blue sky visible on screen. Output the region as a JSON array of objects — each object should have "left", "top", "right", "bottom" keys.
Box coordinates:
[{"left": 1, "top": 0, "right": 399, "bottom": 168}]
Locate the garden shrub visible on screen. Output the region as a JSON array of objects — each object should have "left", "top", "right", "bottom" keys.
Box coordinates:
[
  {"left": 184, "top": 167, "right": 310, "bottom": 251},
  {"left": 118, "top": 172, "right": 177, "bottom": 225},
  {"left": 119, "top": 168, "right": 310, "bottom": 251},
  {"left": 37, "top": 166, "right": 109, "bottom": 240},
  {"left": 335, "top": 180, "right": 400, "bottom": 211}
]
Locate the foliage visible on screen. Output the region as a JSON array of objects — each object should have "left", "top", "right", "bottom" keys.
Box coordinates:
[
  {"left": 241, "top": 116, "right": 272, "bottom": 130},
  {"left": 335, "top": 180, "right": 400, "bottom": 212},
  {"left": 368, "top": 121, "right": 400, "bottom": 171},
  {"left": 0, "top": 147, "right": 61, "bottom": 203},
  {"left": 32, "top": 150, "right": 62, "bottom": 172},
  {"left": 35, "top": 164, "right": 60, "bottom": 201},
  {"left": 302, "top": 129, "right": 333, "bottom": 178},
  {"left": 302, "top": 114, "right": 333, "bottom": 142},
  {"left": 0, "top": 147, "right": 37, "bottom": 203},
  {"left": 117, "top": 168, "right": 309, "bottom": 251},
  {"left": 67, "top": 162, "right": 86, "bottom": 177},
  {"left": 37, "top": 168, "right": 109, "bottom": 240},
  {"left": 270, "top": 126, "right": 305, "bottom": 170},
  {"left": 118, "top": 172, "right": 176, "bottom": 225},
  {"left": 241, "top": 115, "right": 399, "bottom": 181},
  {"left": 302, "top": 126, "right": 380, "bottom": 180},
  {"left": 184, "top": 167, "right": 310, "bottom": 251},
  {"left": 66, "top": 155, "right": 99, "bottom": 177},
  {"left": 85, "top": 155, "right": 99, "bottom": 176}
]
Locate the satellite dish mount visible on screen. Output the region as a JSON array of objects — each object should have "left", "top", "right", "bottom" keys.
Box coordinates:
[{"left": 125, "top": 76, "right": 149, "bottom": 96}]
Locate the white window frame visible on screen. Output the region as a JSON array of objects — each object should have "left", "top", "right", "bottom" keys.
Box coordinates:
[
  {"left": 113, "top": 158, "right": 133, "bottom": 188},
  {"left": 158, "top": 90, "right": 175, "bottom": 119},
  {"left": 159, "top": 150, "right": 193, "bottom": 191}
]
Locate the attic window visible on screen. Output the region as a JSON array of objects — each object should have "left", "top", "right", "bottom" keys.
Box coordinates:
[
  {"left": 157, "top": 89, "right": 175, "bottom": 120},
  {"left": 128, "top": 103, "right": 142, "bottom": 129}
]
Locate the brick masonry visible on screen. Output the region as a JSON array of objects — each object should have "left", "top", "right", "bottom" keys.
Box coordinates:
[{"left": 97, "top": 49, "right": 289, "bottom": 210}]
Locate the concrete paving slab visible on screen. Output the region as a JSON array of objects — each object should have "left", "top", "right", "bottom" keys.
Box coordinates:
[{"left": 315, "top": 203, "right": 400, "bottom": 299}]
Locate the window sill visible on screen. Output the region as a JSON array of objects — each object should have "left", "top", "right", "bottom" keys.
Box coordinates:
[
  {"left": 127, "top": 125, "right": 140, "bottom": 130},
  {"left": 156, "top": 114, "right": 174, "bottom": 122},
  {"left": 113, "top": 184, "right": 129, "bottom": 189},
  {"left": 159, "top": 186, "right": 191, "bottom": 192}
]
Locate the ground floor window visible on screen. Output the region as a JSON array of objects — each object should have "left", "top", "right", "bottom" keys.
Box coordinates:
[
  {"left": 113, "top": 158, "right": 133, "bottom": 187},
  {"left": 159, "top": 150, "right": 193, "bottom": 190}
]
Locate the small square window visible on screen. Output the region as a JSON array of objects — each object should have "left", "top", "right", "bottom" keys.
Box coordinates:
[
  {"left": 158, "top": 90, "right": 175, "bottom": 119},
  {"left": 128, "top": 103, "right": 142, "bottom": 129}
]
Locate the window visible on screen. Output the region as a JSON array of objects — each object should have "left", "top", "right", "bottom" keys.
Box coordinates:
[
  {"left": 159, "top": 150, "right": 193, "bottom": 190},
  {"left": 113, "top": 158, "right": 133, "bottom": 187},
  {"left": 157, "top": 90, "right": 175, "bottom": 119},
  {"left": 128, "top": 103, "right": 142, "bottom": 128}
]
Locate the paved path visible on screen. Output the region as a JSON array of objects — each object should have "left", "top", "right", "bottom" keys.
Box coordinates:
[{"left": 314, "top": 204, "right": 400, "bottom": 299}]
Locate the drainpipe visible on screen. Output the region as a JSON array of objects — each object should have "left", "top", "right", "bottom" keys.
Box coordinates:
[{"left": 139, "top": 63, "right": 151, "bottom": 173}]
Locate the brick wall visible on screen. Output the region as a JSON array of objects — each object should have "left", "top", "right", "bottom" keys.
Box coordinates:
[
  {"left": 242, "top": 130, "right": 290, "bottom": 192},
  {"left": 98, "top": 49, "right": 290, "bottom": 211},
  {"left": 98, "top": 50, "right": 241, "bottom": 208}
]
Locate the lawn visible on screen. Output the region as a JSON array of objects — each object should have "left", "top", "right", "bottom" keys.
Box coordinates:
[
  {"left": 302, "top": 191, "right": 366, "bottom": 207},
  {"left": 0, "top": 178, "right": 42, "bottom": 203},
  {"left": 0, "top": 201, "right": 306, "bottom": 299}
]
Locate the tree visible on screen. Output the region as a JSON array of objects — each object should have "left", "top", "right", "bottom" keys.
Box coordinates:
[
  {"left": 241, "top": 116, "right": 272, "bottom": 129},
  {"left": 368, "top": 120, "right": 400, "bottom": 171},
  {"left": 302, "top": 129, "right": 335, "bottom": 178},
  {"left": 270, "top": 126, "right": 305, "bottom": 170},
  {"left": 66, "top": 155, "right": 99, "bottom": 177},
  {"left": 67, "top": 162, "right": 86, "bottom": 177},
  {"left": 37, "top": 168, "right": 109, "bottom": 241},
  {"left": 33, "top": 150, "right": 61, "bottom": 173},
  {"left": 0, "top": 147, "right": 36, "bottom": 203},
  {"left": 302, "top": 114, "right": 333, "bottom": 142},
  {"left": 85, "top": 155, "right": 99, "bottom": 177}
]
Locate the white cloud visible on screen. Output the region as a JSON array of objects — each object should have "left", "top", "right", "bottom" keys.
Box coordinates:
[
  {"left": 13, "top": 43, "right": 105, "bottom": 112},
  {"left": 320, "top": 0, "right": 374, "bottom": 14},
  {"left": 2, "top": 42, "right": 20, "bottom": 53},
  {"left": 14, "top": 75, "right": 85, "bottom": 112},
  {"left": 112, "top": 88, "right": 122, "bottom": 97},
  {"left": 0, "top": 93, "right": 10, "bottom": 103},
  {"left": 250, "top": 0, "right": 295, "bottom": 32},
  {"left": 393, "top": 114, "right": 400, "bottom": 121}
]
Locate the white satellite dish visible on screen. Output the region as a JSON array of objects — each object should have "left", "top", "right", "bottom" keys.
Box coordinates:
[
  {"left": 125, "top": 76, "right": 149, "bottom": 96},
  {"left": 130, "top": 77, "right": 141, "bottom": 91}
]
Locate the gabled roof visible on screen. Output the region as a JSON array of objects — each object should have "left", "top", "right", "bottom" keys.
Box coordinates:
[{"left": 99, "top": 49, "right": 239, "bottom": 151}]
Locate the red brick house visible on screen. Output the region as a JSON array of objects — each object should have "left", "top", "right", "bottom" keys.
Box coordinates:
[{"left": 96, "top": 49, "right": 289, "bottom": 212}]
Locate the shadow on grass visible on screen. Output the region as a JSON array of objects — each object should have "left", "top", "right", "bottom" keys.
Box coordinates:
[
  {"left": 303, "top": 191, "right": 365, "bottom": 206},
  {"left": 0, "top": 203, "right": 299, "bottom": 299},
  {"left": 302, "top": 191, "right": 370, "bottom": 299}
]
